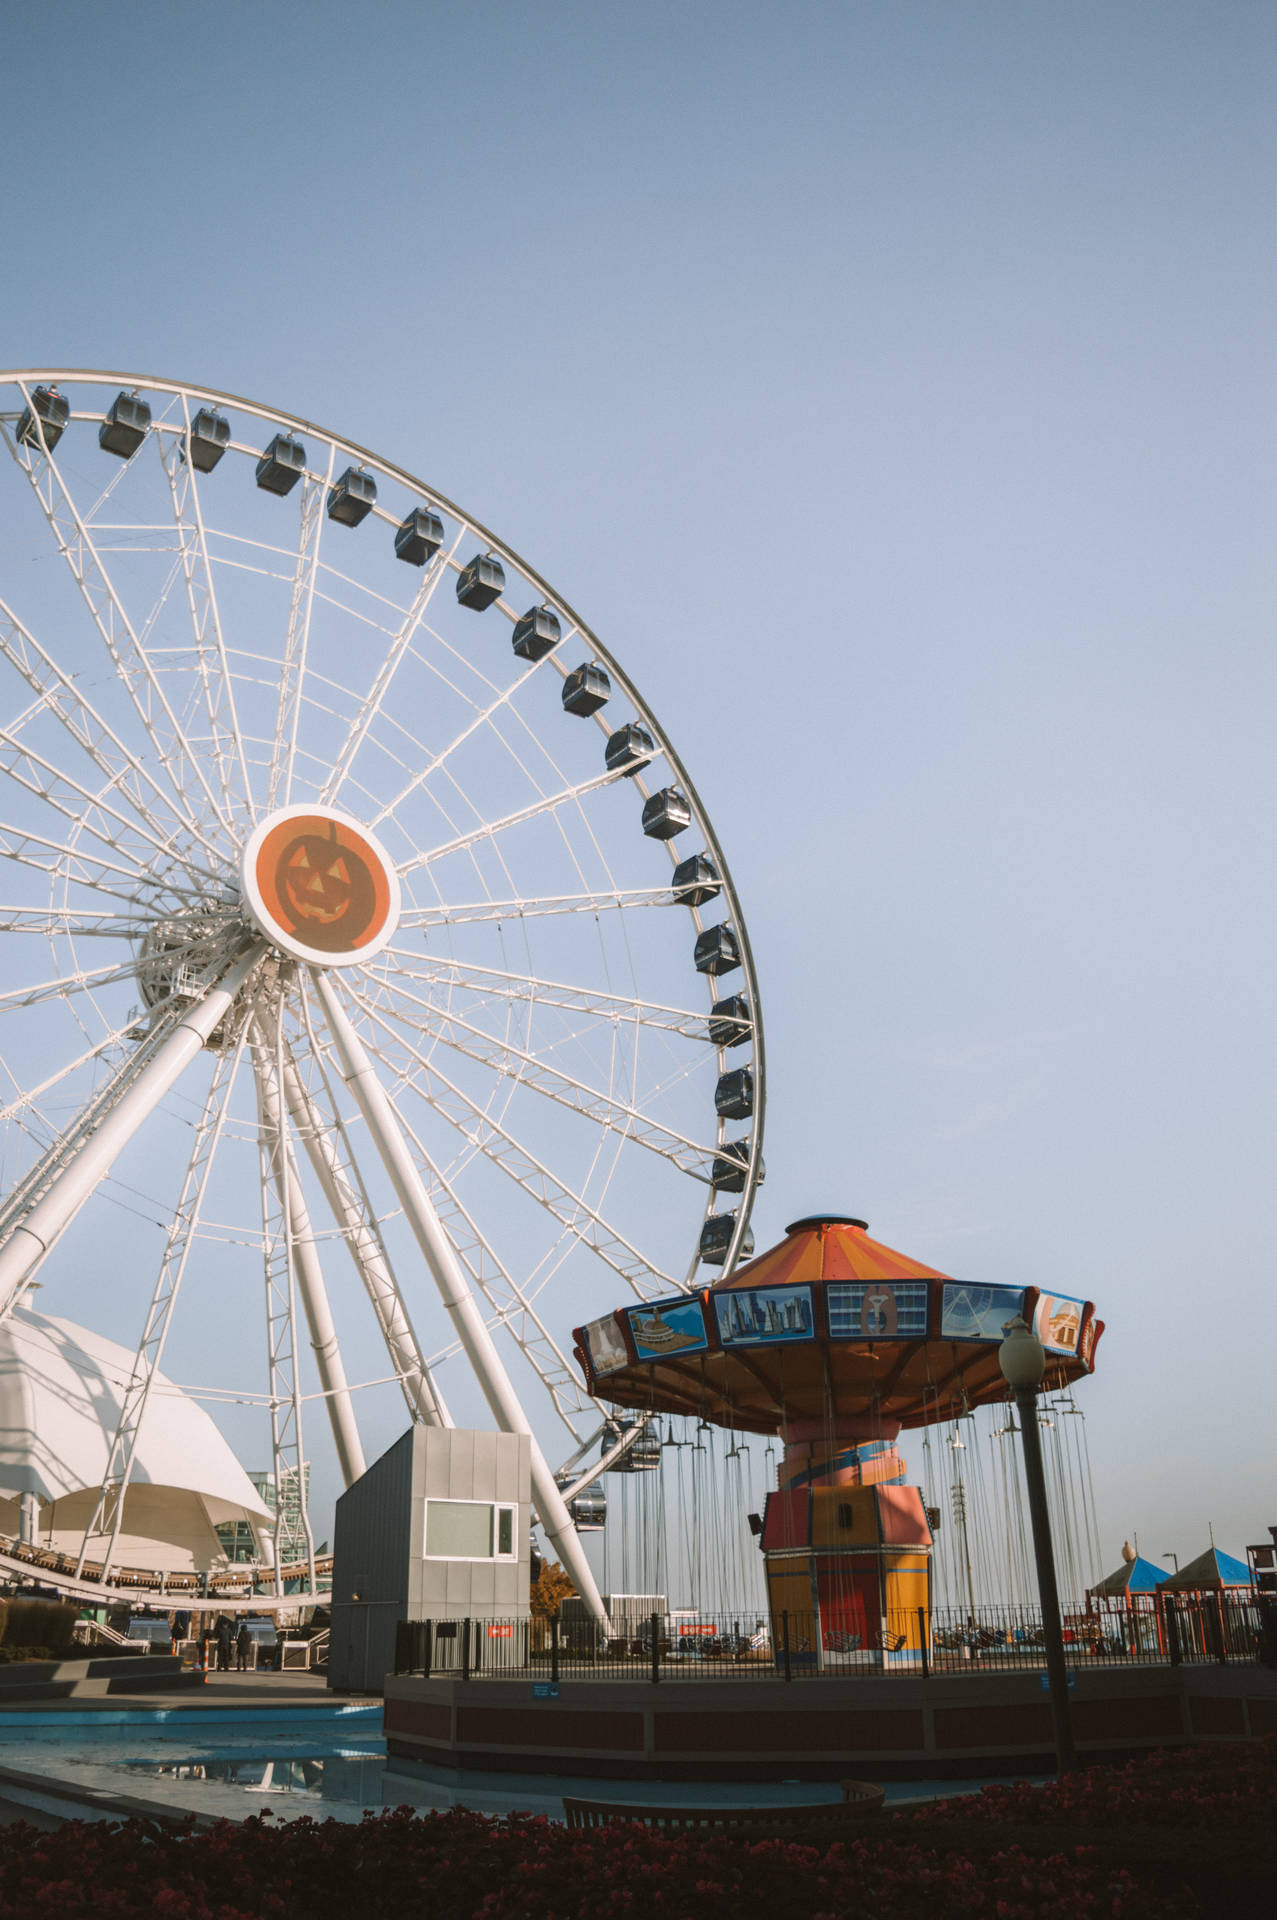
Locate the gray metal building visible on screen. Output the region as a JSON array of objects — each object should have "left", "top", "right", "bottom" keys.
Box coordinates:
[{"left": 329, "top": 1426, "right": 531, "bottom": 1692}]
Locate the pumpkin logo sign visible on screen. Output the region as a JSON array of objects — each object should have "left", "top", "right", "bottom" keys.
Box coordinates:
[{"left": 240, "top": 805, "right": 400, "bottom": 966}]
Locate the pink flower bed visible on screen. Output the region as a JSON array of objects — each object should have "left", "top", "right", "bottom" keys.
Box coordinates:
[
  {"left": 0, "top": 1739, "right": 1270, "bottom": 1918},
  {"left": 910, "top": 1735, "right": 1275, "bottom": 1835}
]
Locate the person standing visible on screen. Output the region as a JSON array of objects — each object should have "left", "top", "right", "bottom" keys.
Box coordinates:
[
  {"left": 235, "top": 1620, "right": 252, "bottom": 1673},
  {"left": 215, "top": 1614, "right": 233, "bottom": 1673}
]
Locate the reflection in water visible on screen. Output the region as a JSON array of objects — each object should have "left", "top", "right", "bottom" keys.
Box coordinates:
[{"left": 124, "top": 1752, "right": 386, "bottom": 1805}]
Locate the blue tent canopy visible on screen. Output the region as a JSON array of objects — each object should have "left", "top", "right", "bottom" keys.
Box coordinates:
[
  {"left": 1092, "top": 1554, "right": 1168, "bottom": 1596},
  {"left": 1162, "top": 1546, "right": 1252, "bottom": 1590}
]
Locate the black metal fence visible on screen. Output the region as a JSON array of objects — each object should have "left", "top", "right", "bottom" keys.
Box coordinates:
[{"left": 394, "top": 1595, "right": 1273, "bottom": 1683}]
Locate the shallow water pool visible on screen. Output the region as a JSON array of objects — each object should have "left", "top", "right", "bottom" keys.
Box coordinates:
[
  {"left": 120, "top": 1747, "right": 387, "bottom": 1806},
  {"left": 0, "top": 1708, "right": 1039, "bottom": 1824}
]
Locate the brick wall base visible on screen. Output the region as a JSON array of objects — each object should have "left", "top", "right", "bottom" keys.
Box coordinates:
[{"left": 383, "top": 1664, "right": 1277, "bottom": 1783}]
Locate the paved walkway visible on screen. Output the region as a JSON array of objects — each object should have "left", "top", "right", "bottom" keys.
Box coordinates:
[
  {"left": 0, "top": 1791, "right": 62, "bottom": 1829},
  {"left": 0, "top": 1668, "right": 371, "bottom": 1717}
]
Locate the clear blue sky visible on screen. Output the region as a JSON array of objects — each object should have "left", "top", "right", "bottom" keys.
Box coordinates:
[{"left": 3, "top": 0, "right": 1274, "bottom": 1568}]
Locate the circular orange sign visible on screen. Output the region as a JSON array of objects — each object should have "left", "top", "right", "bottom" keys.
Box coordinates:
[{"left": 240, "top": 806, "right": 399, "bottom": 965}]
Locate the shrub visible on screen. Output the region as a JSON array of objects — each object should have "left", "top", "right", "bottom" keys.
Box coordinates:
[
  {"left": 0, "top": 1809, "right": 1202, "bottom": 1919},
  {"left": 0, "top": 1735, "right": 1266, "bottom": 1915},
  {"left": 0, "top": 1597, "right": 78, "bottom": 1655}
]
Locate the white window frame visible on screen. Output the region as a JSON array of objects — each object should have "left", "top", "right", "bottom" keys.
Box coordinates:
[{"left": 423, "top": 1497, "right": 519, "bottom": 1563}]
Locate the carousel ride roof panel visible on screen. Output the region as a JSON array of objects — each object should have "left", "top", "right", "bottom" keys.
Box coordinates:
[
  {"left": 573, "top": 1215, "right": 1102, "bottom": 1437},
  {"left": 714, "top": 1215, "right": 950, "bottom": 1289}
]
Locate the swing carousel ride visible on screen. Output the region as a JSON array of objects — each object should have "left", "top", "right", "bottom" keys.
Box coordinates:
[{"left": 576, "top": 1214, "right": 1105, "bottom": 1653}]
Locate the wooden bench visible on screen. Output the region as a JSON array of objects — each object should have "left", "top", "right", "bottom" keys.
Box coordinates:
[{"left": 563, "top": 1779, "right": 884, "bottom": 1832}]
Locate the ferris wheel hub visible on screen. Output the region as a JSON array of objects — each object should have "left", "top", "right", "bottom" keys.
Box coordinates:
[
  {"left": 135, "top": 909, "right": 249, "bottom": 1048},
  {"left": 239, "top": 804, "right": 401, "bottom": 968}
]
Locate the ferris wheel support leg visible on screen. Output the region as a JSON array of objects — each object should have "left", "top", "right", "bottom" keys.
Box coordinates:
[
  {"left": 252, "top": 1014, "right": 367, "bottom": 1489},
  {"left": 279, "top": 1039, "right": 452, "bottom": 1430},
  {"left": 311, "top": 970, "right": 611, "bottom": 1634},
  {"left": 0, "top": 943, "right": 265, "bottom": 1317}
]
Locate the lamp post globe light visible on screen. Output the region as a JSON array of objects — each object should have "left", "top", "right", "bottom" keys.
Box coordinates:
[{"left": 998, "top": 1315, "right": 1078, "bottom": 1775}]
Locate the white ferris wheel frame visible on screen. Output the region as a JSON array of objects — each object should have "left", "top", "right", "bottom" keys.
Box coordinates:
[{"left": 0, "top": 369, "right": 767, "bottom": 1621}]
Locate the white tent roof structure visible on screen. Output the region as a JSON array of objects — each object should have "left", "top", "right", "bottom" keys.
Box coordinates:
[{"left": 0, "top": 1309, "right": 270, "bottom": 1569}]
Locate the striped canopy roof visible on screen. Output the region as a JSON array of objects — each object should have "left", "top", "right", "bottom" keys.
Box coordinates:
[{"left": 712, "top": 1216, "right": 950, "bottom": 1291}]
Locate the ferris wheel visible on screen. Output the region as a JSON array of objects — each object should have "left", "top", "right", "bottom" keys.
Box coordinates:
[{"left": 0, "top": 370, "right": 765, "bottom": 1620}]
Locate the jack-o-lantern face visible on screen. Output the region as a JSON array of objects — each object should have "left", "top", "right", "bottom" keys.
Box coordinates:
[
  {"left": 281, "top": 836, "right": 360, "bottom": 927},
  {"left": 246, "top": 810, "right": 395, "bottom": 961}
]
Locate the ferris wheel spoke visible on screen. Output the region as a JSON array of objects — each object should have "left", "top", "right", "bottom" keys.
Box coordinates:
[
  {"left": 0, "top": 944, "right": 214, "bottom": 1012},
  {"left": 74, "top": 1031, "right": 246, "bottom": 1581},
  {"left": 0, "top": 925, "right": 241, "bottom": 1154},
  {"left": 322, "top": 530, "right": 465, "bottom": 807},
  {"left": 370, "top": 702, "right": 591, "bottom": 909},
  {"left": 5, "top": 410, "right": 239, "bottom": 840},
  {"left": 439, "top": 705, "right": 609, "bottom": 900},
  {"left": 347, "top": 986, "right": 677, "bottom": 1299},
  {"left": 287, "top": 987, "right": 451, "bottom": 1428},
  {"left": 252, "top": 1001, "right": 365, "bottom": 1494},
  {"left": 159, "top": 417, "right": 255, "bottom": 828},
  {"left": 484, "top": 701, "right": 624, "bottom": 890},
  {"left": 397, "top": 767, "right": 628, "bottom": 876},
  {"left": 267, "top": 455, "right": 332, "bottom": 812},
  {"left": 251, "top": 1019, "right": 317, "bottom": 1589},
  {"left": 375, "top": 978, "right": 716, "bottom": 1179},
  {"left": 395, "top": 885, "right": 679, "bottom": 930},
  {"left": 0, "top": 597, "right": 224, "bottom": 862},
  {"left": 0, "top": 906, "right": 159, "bottom": 939},
  {"left": 0, "top": 941, "right": 261, "bottom": 1316},
  {"left": 364, "top": 1094, "right": 597, "bottom": 1442},
  {"left": 364, "top": 615, "right": 557, "bottom": 828},
  {"left": 375, "top": 950, "right": 722, "bottom": 1042},
  {"left": 0, "top": 717, "right": 228, "bottom": 889},
  {"left": 0, "top": 1008, "right": 175, "bottom": 1136},
  {"left": 0, "top": 815, "right": 210, "bottom": 908}
]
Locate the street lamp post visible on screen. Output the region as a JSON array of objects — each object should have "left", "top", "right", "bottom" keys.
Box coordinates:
[{"left": 998, "top": 1315, "right": 1078, "bottom": 1775}]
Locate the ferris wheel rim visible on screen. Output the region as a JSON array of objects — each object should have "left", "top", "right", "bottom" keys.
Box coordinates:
[{"left": 0, "top": 366, "right": 766, "bottom": 1272}]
